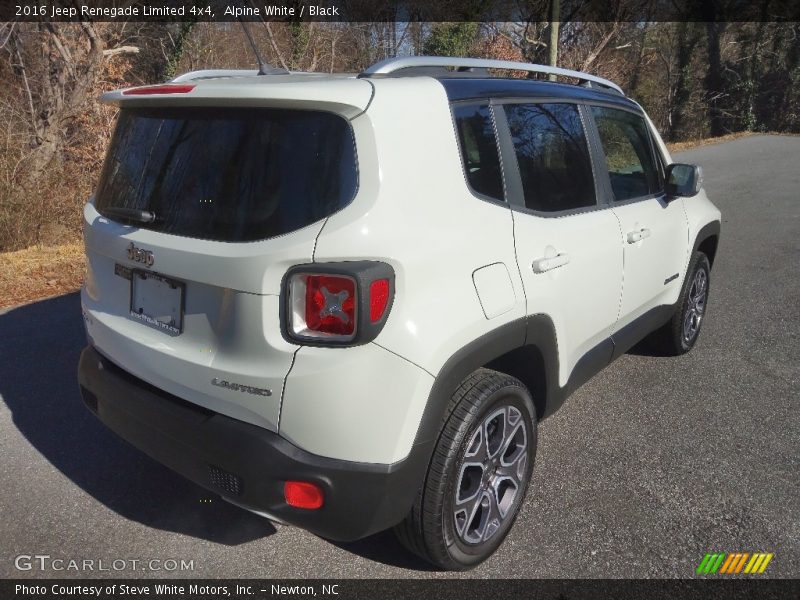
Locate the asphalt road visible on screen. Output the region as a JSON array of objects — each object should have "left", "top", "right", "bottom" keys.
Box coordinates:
[{"left": 1, "top": 135, "right": 797, "bottom": 579}]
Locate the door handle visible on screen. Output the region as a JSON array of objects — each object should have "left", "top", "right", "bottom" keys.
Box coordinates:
[
  {"left": 532, "top": 253, "right": 570, "bottom": 273},
  {"left": 626, "top": 228, "right": 651, "bottom": 244}
]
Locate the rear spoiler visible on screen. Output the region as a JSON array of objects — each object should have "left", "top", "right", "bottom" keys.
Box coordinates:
[{"left": 100, "top": 77, "right": 374, "bottom": 120}]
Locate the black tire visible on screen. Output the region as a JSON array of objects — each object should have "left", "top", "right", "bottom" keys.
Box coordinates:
[
  {"left": 650, "top": 251, "right": 711, "bottom": 356},
  {"left": 394, "top": 368, "right": 537, "bottom": 570}
]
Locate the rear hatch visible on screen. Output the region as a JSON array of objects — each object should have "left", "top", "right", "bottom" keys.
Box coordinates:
[{"left": 81, "top": 76, "right": 370, "bottom": 431}]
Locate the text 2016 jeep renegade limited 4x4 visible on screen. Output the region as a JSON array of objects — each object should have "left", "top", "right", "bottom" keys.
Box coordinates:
[{"left": 78, "top": 57, "right": 721, "bottom": 569}]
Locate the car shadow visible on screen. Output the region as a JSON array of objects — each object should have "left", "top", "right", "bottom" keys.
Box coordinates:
[
  {"left": 0, "top": 292, "right": 275, "bottom": 546},
  {"left": 625, "top": 338, "right": 664, "bottom": 358},
  {"left": 333, "top": 529, "right": 437, "bottom": 571}
]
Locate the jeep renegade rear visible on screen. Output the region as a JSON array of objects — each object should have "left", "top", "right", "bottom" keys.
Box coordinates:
[{"left": 79, "top": 57, "right": 721, "bottom": 570}]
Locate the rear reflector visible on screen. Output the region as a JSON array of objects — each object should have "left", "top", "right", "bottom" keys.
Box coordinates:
[
  {"left": 123, "top": 84, "right": 196, "bottom": 96},
  {"left": 284, "top": 481, "right": 324, "bottom": 509},
  {"left": 369, "top": 279, "right": 390, "bottom": 322}
]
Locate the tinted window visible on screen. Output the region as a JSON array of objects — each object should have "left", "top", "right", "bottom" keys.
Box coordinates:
[
  {"left": 95, "top": 108, "right": 358, "bottom": 242},
  {"left": 591, "top": 106, "right": 661, "bottom": 201},
  {"left": 453, "top": 104, "right": 504, "bottom": 201},
  {"left": 504, "top": 103, "right": 595, "bottom": 212}
]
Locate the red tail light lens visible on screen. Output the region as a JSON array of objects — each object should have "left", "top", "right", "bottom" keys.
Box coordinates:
[
  {"left": 288, "top": 273, "right": 357, "bottom": 341},
  {"left": 122, "top": 84, "right": 196, "bottom": 95},
  {"left": 284, "top": 481, "right": 324, "bottom": 509},
  {"left": 369, "top": 279, "right": 390, "bottom": 322},
  {"left": 306, "top": 275, "right": 356, "bottom": 335}
]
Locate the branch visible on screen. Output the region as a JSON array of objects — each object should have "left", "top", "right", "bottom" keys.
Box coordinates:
[
  {"left": 11, "top": 39, "right": 39, "bottom": 139},
  {"left": 57, "top": 22, "right": 105, "bottom": 123},
  {"left": 45, "top": 23, "right": 75, "bottom": 79},
  {"left": 79, "top": 20, "right": 102, "bottom": 54},
  {"left": 103, "top": 45, "right": 140, "bottom": 58},
  {"left": 579, "top": 23, "right": 621, "bottom": 71},
  {"left": 263, "top": 22, "right": 290, "bottom": 71},
  {"left": 0, "top": 22, "right": 16, "bottom": 50}
]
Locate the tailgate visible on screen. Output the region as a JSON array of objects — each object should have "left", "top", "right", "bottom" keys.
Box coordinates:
[
  {"left": 81, "top": 202, "right": 317, "bottom": 432},
  {"left": 80, "top": 85, "right": 367, "bottom": 431}
]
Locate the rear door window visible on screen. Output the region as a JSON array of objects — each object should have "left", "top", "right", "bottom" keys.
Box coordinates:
[
  {"left": 452, "top": 104, "right": 504, "bottom": 202},
  {"left": 590, "top": 106, "right": 662, "bottom": 201},
  {"left": 95, "top": 107, "right": 358, "bottom": 242},
  {"left": 503, "top": 103, "right": 596, "bottom": 213}
]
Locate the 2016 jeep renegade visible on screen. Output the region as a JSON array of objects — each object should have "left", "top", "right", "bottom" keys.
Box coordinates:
[{"left": 78, "top": 57, "right": 721, "bottom": 570}]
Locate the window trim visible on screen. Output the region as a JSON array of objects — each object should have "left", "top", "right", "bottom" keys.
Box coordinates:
[
  {"left": 585, "top": 103, "right": 667, "bottom": 207},
  {"left": 449, "top": 100, "right": 509, "bottom": 207},
  {"left": 492, "top": 98, "right": 605, "bottom": 219}
]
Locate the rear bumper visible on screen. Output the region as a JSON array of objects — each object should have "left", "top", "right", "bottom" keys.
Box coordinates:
[{"left": 77, "top": 346, "right": 431, "bottom": 541}]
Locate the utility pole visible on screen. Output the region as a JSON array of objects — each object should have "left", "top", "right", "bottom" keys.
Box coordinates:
[{"left": 548, "top": 0, "right": 560, "bottom": 80}]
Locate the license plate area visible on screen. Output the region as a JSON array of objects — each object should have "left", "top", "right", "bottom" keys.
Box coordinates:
[{"left": 129, "top": 269, "right": 185, "bottom": 335}]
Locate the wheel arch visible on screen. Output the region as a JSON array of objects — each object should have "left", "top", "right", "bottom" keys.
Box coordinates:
[
  {"left": 692, "top": 220, "right": 721, "bottom": 269},
  {"left": 412, "top": 314, "right": 562, "bottom": 451},
  {"left": 486, "top": 345, "right": 548, "bottom": 419}
]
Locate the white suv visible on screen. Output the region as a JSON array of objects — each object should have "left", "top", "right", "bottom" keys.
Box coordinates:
[{"left": 78, "top": 57, "right": 721, "bottom": 570}]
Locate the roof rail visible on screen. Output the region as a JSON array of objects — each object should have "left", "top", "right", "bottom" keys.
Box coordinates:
[
  {"left": 171, "top": 69, "right": 260, "bottom": 83},
  {"left": 361, "top": 57, "right": 624, "bottom": 95}
]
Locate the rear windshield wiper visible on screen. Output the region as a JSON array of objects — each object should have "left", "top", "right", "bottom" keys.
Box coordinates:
[{"left": 101, "top": 207, "right": 157, "bottom": 224}]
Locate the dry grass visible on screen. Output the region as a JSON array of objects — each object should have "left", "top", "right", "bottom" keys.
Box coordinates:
[{"left": 0, "top": 243, "right": 85, "bottom": 309}]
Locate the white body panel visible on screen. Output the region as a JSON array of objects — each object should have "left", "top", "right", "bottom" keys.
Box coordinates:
[
  {"left": 612, "top": 197, "right": 689, "bottom": 324},
  {"left": 82, "top": 287, "right": 292, "bottom": 431},
  {"left": 681, "top": 189, "right": 723, "bottom": 270},
  {"left": 472, "top": 263, "right": 517, "bottom": 320},
  {"left": 280, "top": 344, "right": 434, "bottom": 464},
  {"left": 511, "top": 209, "right": 623, "bottom": 385},
  {"left": 307, "top": 78, "right": 527, "bottom": 376}
]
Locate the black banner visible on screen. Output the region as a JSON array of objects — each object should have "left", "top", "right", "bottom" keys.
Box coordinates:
[
  {"left": 4, "top": 579, "right": 800, "bottom": 600},
  {"left": 3, "top": 0, "right": 800, "bottom": 23}
]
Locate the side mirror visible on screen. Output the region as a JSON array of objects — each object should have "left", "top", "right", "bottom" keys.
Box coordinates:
[{"left": 665, "top": 163, "right": 703, "bottom": 198}]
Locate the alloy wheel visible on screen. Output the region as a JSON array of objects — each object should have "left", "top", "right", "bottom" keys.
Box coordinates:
[
  {"left": 453, "top": 405, "right": 528, "bottom": 545},
  {"left": 683, "top": 268, "right": 708, "bottom": 344}
]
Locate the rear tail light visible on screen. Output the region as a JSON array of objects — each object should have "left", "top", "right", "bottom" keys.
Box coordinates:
[
  {"left": 284, "top": 262, "right": 395, "bottom": 346},
  {"left": 284, "top": 481, "right": 324, "bottom": 509}
]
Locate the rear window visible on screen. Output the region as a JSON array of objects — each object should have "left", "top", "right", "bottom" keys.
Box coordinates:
[{"left": 95, "top": 107, "right": 358, "bottom": 242}]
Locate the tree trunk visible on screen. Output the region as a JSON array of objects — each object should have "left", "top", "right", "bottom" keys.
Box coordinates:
[
  {"left": 548, "top": 0, "right": 560, "bottom": 80},
  {"left": 669, "top": 23, "right": 701, "bottom": 140},
  {"left": 628, "top": 21, "right": 651, "bottom": 94},
  {"left": 704, "top": 17, "right": 726, "bottom": 136},
  {"left": 776, "top": 25, "right": 800, "bottom": 131}
]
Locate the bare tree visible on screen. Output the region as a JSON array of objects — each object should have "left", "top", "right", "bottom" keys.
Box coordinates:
[{"left": 7, "top": 23, "right": 106, "bottom": 177}]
